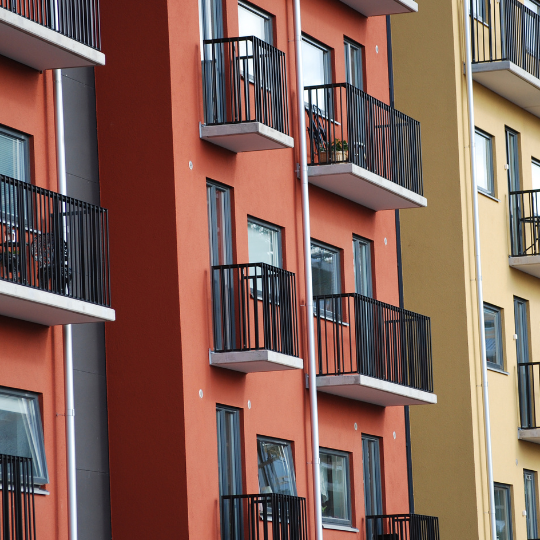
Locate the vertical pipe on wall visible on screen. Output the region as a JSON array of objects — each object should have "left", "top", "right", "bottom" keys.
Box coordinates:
[
  {"left": 54, "top": 68, "right": 78, "bottom": 540},
  {"left": 462, "top": 5, "right": 497, "bottom": 540},
  {"left": 291, "top": 1, "right": 323, "bottom": 540}
]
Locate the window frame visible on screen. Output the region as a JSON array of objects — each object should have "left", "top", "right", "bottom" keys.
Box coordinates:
[
  {"left": 344, "top": 37, "right": 364, "bottom": 91},
  {"left": 353, "top": 235, "right": 373, "bottom": 298},
  {"left": 207, "top": 180, "right": 233, "bottom": 267},
  {"left": 311, "top": 239, "right": 341, "bottom": 318},
  {"left": 362, "top": 435, "right": 383, "bottom": 539},
  {"left": 247, "top": 217, "right": 282, "bottom": 269},
  {"left": 0, "top": 125, "right": 31, "bottom": 183},
  {"left": 238, "top": 1, "right": 273, "bottom": 45},
  {"left": 472, "top": 0, "right": 487, "bottom": 24},
  {"left": 484, "top": 303, "right": 504, "bottom": 370},
  {"left": 0, "top": 387, "right": 49, "bottom": 486},
  {"left": 257, "top": 435, "right": 297, "bottom": 497},
  {"left": 475, "top": 128, "right": 494, "bottom": 197},
  {"left": 494, "top": 483, "right": 514, "bottom": 540},
  {"left": 524, "top": 470, "right": 538, "bottom": 540},
  {"left": 515, "top": 297, "right": 530, "bottom": 365},
  {"left": 319, "top": 448, "right": 352, "bottom": 527}
]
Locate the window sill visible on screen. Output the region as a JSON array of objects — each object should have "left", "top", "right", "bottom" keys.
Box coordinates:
[
  {"left": 487, "top": 364, "right": 509, "bottom": 376},
  {"left": 323, "top": 524, "right": 359, "bottom": 533},
  {"left": 478, "top": 190, "right": 499, "bottom": 203}
]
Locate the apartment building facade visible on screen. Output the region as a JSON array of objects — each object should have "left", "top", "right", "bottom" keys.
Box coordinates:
[
  {"left": 94, "top": 0, "right": 438, "bottom": 539},
  {"left": 0, "top": 4, "right": 114, "bottom": 540},
  {"left": 391, "top": 0, "right": 540, "bottom": 539}
]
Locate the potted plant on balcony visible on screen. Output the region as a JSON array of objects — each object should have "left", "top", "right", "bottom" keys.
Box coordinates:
[{"left": 318, "top": 139, "right": 349, "bottom": 163}]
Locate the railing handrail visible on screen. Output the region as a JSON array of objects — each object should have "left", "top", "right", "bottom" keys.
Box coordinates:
[
  {"left": 365, "top": 513, "right": 440, "bottom": 540},
  {"left": 222, "top": 493, "right": 306, "bottom": 502},
  {"left": 510, "top": 189, "right": 540, "bottom": 195},
  {"left": 519, "top": 361, "right": 540, "bottom": 366},
  {"left": 203, "top": 35, "right": 285, "bottom": 55},
  {"left": 213, "top": 261, "right": 295, "bottom": 277},
  {"left": 366, "top": 513, "right": 438, "bottom": 519}
]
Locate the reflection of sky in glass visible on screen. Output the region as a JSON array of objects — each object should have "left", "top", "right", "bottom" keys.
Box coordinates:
[
  {"left": 532, "top": 161, "right": 540, "bottom": 190},
  {"left": 238, "top": 5, "right": 266, "bottom": 40},
  {"left": 302, "top": 40, "right": 327, "bottom": 109},
  {"left": 484, "top": 311, "right": 497, "bottom": 364},
  {"left": 312, "top": 245, "right": 339, "bottom": 297},
  {"left": 494, "top": 487, "right": 510, "bottom": 540},
  {"left": 248, "top": 221, "right": 280, "bottom": 267},
  {"left": 320, "top": 453, "right": 348, "bottom": 521},
  {"left": 474, "top": 132, "right": 491, "bottom": 192},
  {"left": 257, "top": 439, "right": 297, "bottom": 496}
]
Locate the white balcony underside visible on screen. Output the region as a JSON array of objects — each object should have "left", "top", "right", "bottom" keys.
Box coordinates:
[
  {"left": 0, "top": 280, "right": 115, "bottom": 326},
  {"left": 472, "top": 61, "right": 540, "bottom": 118},
  {"left": 307, "top": 163, "right": 427, "bottom": 211},
  {"left": 0, "top": 8, "right": 105, "bottom": 70},
  {"left": 338, "top": 0, "right": 418, "bottom": 16},
  {"left": 509, "top": 256, "right": 540, "bottom": 278},
  {"left": 200, "top": 122, "right": 294, "bottom": 153},
  {"left": 519, "top": 428, "right": 540, "bottom": 444},
  {"left": 316, "top": 373, "right": 437, "bottom": 407},
  {"left": 210, "top": 350, "right": 303, "bottom": 373}
]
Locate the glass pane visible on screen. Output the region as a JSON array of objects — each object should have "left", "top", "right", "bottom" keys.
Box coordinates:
[
  {"left": 302, "top": 39, "right": 328, "bottom": 110},
  {"left": 475, "top": 131, "right": 492, "bottom": 193},
  {"left": 320, "top": 452, "right": 349, "bottom": 522},
  {"left": 0, "top": 132, "right": 26, "bottom": 182},
  {"left": 0, "top": 392, "right": 48, "bottom": 484},
  {"left": 345, "top": 41, "right": 363, "bottom": 90},
  {"left": 494, "top": 486, "right": 512, "bottom": 540},
  {"left": 525, "top": 472, "right": 538, "bottom": 539},
  {"left": 354, "top": 237, "right": 372, "bottom": 297},
  {"left": 257, "top": 438, "right": 297, "bottom": 496},
  {"left": 484, "top": 306, "right": 501, "bottom": 367},
  {"left": 238, "top": 4, "right": 267, "bottom": 42},
  {"left": 312, "top": 244, "right": 339, "bottom": 297},
  {"left": 248, "top": 220, "right": 281, "bottom": 268}
]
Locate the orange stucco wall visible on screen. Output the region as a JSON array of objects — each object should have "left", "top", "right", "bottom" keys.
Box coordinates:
[
  {"left": 0, "top": 55, "right": 68, "bottom": 540},
  {"left": 96, "top": 0, "right": 408, "bottom": 538}
]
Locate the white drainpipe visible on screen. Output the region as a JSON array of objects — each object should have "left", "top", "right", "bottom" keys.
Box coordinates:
[
  {"left": 291, "top": 1, "right": 324, "bottom": 540},
  {"left": 462, "top": 4, "right": 497, "bottom": 540},
  {"left": 54, "top": 68, "right": 78, "bottom": 540}
]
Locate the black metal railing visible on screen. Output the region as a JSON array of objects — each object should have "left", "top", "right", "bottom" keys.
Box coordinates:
[
  {"left": 471, "top": 0, "right": 540, "bottom": 79},
  {"left": 221, "top": 494, "right": 307, "bottom": 540},
  {"left": 509, "top": 189, "right": 540, "bottom": 257},
  {"left": 202, "top": 36, "right": 290, "bottom": 134},
  {"left": 314, "top": 294, "right": 433, "bottom": 393},
  {"left": 305, "top": 83, "right": 423, "bottom": 195},
  {"left": 518, "top": 362, "right": 540, "bottom": 429},
  {"left": 0, "top": 455, "right": 36, "bottom": 540},
  {"left": 212, "top": 263, "right": 298, "bottom": 356},
  {"left": 0, "top": 175, "right": 111, "bottom": 307},
  {"left": 0, "top": 0, "right": 101, "bottom": 50},
  {"left": 366, "top": 514, "right": 440, "bottom": 540}
]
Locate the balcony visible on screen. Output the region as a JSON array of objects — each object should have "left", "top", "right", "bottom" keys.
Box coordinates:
[
  {"left": 200, "top": 37, "right": 294, "bottom": 153},
  {"left": 221, "top": 493, "right": 307, "bottom": 540},
  {"left": 305, "top": 84, "right": 426, "bottom": 211},
  {"left": 366, "top": 514, "right": 440, "bottom": 540},
  {"left": 518, "top": 362, "right": 540, "bottom": 443},
  {"left": 0, "top": 0, "right": 104, "bottom": 70},
  {"left": 337, "top": 0, "right": 418, "bottom": 17},
  {"left": 314, "top": 294, "right": 436, "bottom": 407},
  {"left": 508, "top": 190, "right": 540, "bottom": 277},
  {"left": 0, "top": 455, "right": 36, "bottom": 539},
  {"left": 210, "top": 263, "right": 302, "bottom": 373},
  {"left": 470, "top": 0, "right": 540, "bottom": 117},
  {"left": 0, "top": 175, "right": 114, "bottom": 326}
]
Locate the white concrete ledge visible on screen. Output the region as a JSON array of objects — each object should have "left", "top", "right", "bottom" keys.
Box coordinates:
[
  {"left": 0, "top": 279, "right": 115, "bottom": 326},
  {"left": 0, "top": 8, "right": 105, "bottom": 70},
  {"left": 338, "top": 0, "right": 418, "bottom": 16},
  {"left": 210, "top": 349, "right": 303, "bottom": 373},
  {"left": 323, "top": 524, "right": 360, "bottom": 533},
  {"left": 316, "top": 373, "right": 437, "bottom": 407},
  {"left": 200, "top": 122, "right": 294, "bottom": 153},
  {"left": 472, "top": 61, "right": 540, "bottom": 118},
  {"left": 509, "top": 255, "right": 540, "bottom": 279},
  {"left": 518, "top": 428, "right": 540, "bottom": 444},
  {"left": 307, "top": 163, "right": 427, "bottom": 211}
]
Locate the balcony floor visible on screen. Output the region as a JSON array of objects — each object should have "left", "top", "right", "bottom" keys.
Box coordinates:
[
  {"left": 210, "top": 350, "right": 303, "bottom": 373},
  {"left": 307, "top": 163, "right": 427, "bottom": 211},
  {"left": 0, "top": 8, "right": 105, "bottom": 70},
  {"left": 509, "top": 255, "right": 540, "bottom": 278},
  {"left": 0, "top": 280, "right": 115, "bottom": 326},
  {"left": 519, "top": 428, "right": 540, "bottom": 444},
  {"left": 316, "top": 373, "right": 437, "bottom": 407},
  {"left": 200, "top": 122, "right": 294, "bottom": 153},
  {"left": 472, "top": 61, "right": 540, "bottom": 118},
  {"left": 338, "top": 0, "right": 418, "bottom": 16}
]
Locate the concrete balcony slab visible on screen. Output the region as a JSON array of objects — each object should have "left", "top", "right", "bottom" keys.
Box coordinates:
[
  {"left": 0, "top": 280, "right": 115, "bottom": 326},
  {"left": 210, "top": 349, "right": 303, "bottom": 373},
  {"left": 0, "top": 8, "right": 105, "bottom": 70},
  {"left": 200, "top": 122, "right": 294, "bottom": 153},
  {"left": 519, "top": 428, "right": 540, "bottom": 444},
  {"left": 338, "top": 0, "right": 418, "bottom": 16},
  {"left": 316, "top": 373, "right": 437, "bottom": 407},
  {"left": 307, "top": 163, "right": 427, "bottom": 211},
  {"left": 509, "top": 255, "right": 540, "bottom": 278}
]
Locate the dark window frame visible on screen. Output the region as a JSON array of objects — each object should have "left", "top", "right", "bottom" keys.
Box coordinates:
[
  {"left": 0, "top": 124, "right": 31, "bottom": 183},
  {"left": 344, "top": 37, "right": 364, "bottom": 91},
  {"left": 247, "top": 216, "right": 282, "bottom": 269},
  {"left": 257, "top": 435, "right": 297, "bottom": 497},
  {"left": 238, "top": 0, "right": 273, "bottom": 45},
  {"left": 494, "top": 483, "right": 514, "bottom": 540},
  {"left": 353, "top": 235, "right": 373, "bottom": 298},
  {"left": 484, "top": 303, "right": 504, "bottom": 370},
  {"left": 319, "top": 447, "right": 352, "bottom": 527},
  {"left": 524, "top": 470, "right": 538, "bottom": 540},
  {"left": 475, "top": 128, "right": 495, "bottom": 196}
]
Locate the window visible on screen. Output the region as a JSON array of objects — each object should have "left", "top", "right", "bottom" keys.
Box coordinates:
[
  {"left": 532, "top": 160, "right": 540, "bottom": 215},
  {"left": 257, "top": 437, "right": 297, "bottom": 496},
  {"left": 238, "top": 2, "right": 272, "bottom": 44},
  {"left": 515, "top": 298, "right": 530, "bottom": 365},
  {"left": 524, "top": 1, "right": 539, "bottom": 54},
  {"left": 484, "top": 304, "right": 503, "bottom": 370},
  {"left": 475, "top": 129, "right": 494, "bottom": 196},
  {"left": 506, "top": 129, "right": 521, "bottom": 254},
  {"left": 207, "top": 181, "right": 233, "bottom": 267},
  {"left": 320, "top": 449, "right": 351, "bottom": 526},
  {"left": 353, "top": 236, "right": 372, "bottom": 297},
  {"left": 344, "top": 38, "right": 363, "bottom": 91},
  {"left": 363, "top": 436, "right": 383, "bottom": 539},
  {"left": 494, "top": 484, "right": 513, "bottom": 540},
  {"left": 302, "top": 36, "right": 331, "bottom": 110},
  {"left": 200, "top": 0, "right": 223, "bottom": 43},
  {"left": 0, "top": 388, "right": 48, "bottom": 485},
  {"left": 524, "top": 471, "right": 538, "bottom": 539},
  {"left": 312, "top": 241, "right": 340, "bottom": 317},
  {"left": 248, "top": 218, "right": 281, "bottom": 268},
  {"left": 472, "top": 0, "right": 487, "bottom": 23},
  {"left": 516, "top": 298, "right": 533, "bottom": 428}
]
